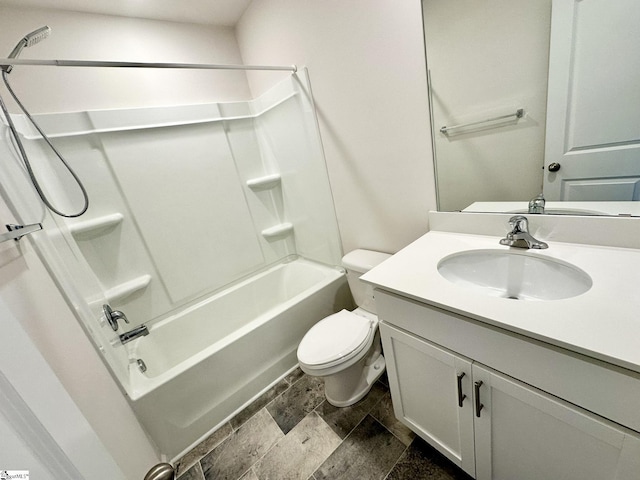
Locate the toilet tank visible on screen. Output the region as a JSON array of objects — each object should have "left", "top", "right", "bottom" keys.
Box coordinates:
[{"left": 342, "top": 249, "right": 391, "bottom": 314}]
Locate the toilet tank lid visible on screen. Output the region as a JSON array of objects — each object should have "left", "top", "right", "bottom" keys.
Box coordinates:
[{"left": 342, "top": 249, "right": 391, "bottom": 273}]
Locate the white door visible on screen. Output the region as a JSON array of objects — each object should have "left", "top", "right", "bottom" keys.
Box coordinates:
[
  {"left": 380, "top": 323, "right": 476, "bottom": 476},
  {"left": 472, "top": 364, "right": 640, "bottom": 480},
  {"left": 544, "top": 0, "right": 640, "bottom": 201}
]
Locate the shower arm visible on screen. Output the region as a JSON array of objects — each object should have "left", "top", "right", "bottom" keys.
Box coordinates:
[{"left": 0, "top": 58, "right": 298, "bottom": 72}]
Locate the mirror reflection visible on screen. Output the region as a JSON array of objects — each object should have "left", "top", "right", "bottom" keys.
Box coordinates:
[{"left": 424, "top": 0, "right": 640, "bottom": 216}]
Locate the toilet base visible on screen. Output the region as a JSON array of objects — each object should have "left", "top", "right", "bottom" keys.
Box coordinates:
[{"left": 324, "top": 354, "right": 386, "bottom": 407}]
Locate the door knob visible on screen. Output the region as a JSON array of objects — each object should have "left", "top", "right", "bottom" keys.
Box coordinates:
[{"left": 548, "top": 162, "right": 561, "bottom": 172}]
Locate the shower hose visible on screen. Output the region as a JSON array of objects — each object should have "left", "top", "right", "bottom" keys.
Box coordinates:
[{"left": 0, "top": 70, "right": 89, "bottom": 218}]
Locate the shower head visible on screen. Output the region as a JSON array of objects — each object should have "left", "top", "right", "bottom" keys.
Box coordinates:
[
  {"left": 10, "top": 25, "right": 51, "bottom": 56},
  {"left": 9, "top": 25, "right": 51, "bottom": 58},
  {"left": 25, "top": 25, "right": 51, "bottom": 47},
  {"left": 2, "top": 26, "right": 51, "bottom": 73}
]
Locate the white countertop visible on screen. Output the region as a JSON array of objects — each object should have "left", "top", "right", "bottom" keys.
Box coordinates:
[{"left": 362, "top": 231, "right": 640, "bottom": 374}]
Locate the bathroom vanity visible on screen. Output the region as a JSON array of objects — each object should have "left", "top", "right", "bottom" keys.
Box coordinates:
[{"left": 362, "top": 216, "right": 640, "bottom": 480}]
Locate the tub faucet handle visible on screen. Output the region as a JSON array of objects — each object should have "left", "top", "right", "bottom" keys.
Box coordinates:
[{"left": 103, "top": 304, "right": 130, "bottom": 331}]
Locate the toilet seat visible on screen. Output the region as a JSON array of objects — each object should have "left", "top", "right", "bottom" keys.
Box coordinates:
[{"left": 297, "top": 310, "right": 374, "bottom": 370}]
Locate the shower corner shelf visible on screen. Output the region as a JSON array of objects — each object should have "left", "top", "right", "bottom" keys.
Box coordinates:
[
  {"left": 246, "top": 174, "right": 281, "bottom": 190},
  {"left": 261, "top": 222, "right": 293, "bottom": 239},
  {"left": 69, "top": 213, "right": 124, "bottom": 238},
  {"left": 105, "top": 274, "right": 151, "bottom": 303}
]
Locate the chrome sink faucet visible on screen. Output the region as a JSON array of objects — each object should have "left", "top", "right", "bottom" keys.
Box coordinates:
[
  {"left": 499, "top": 215, "right": 548, "bottom": 249},
  {"left": 528, "top": 193, "right": 545, "bottom": 214}
]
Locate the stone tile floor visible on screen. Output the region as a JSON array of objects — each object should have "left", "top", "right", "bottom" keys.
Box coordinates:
[{"left": 175, "top": 369, "right": 473, "bottom": 480}]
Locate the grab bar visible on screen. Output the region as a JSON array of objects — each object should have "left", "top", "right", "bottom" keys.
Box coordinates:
[
  {"left": 440, "top": 108, "right": 524, "bottom": 135},
  {"left": 0, "top": 223, "right": 42, "bottom": 243}
]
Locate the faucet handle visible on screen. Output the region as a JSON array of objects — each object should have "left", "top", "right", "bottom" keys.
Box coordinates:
[
  {"left": 508, "top": 215, "right": 529, "bottom": 233},
  {"left": 103, "top": 304, "right": 129, "bottom": 331}
]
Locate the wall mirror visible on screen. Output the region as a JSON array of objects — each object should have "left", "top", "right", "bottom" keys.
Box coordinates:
[{"left": 424, "top": 0, "right": 640, "bottom": 217}]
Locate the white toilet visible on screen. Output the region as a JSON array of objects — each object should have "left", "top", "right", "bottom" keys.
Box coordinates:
[{"left": 297, "top": 249, "right": 391, "bottom": 407}]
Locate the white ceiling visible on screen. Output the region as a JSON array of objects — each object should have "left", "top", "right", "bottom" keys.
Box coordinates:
[{"left": 0, "top": 0, "right": 253, "bottom": 26}]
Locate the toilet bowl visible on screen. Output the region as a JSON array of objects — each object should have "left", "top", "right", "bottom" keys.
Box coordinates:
[{"left": 296, "top": 249, "right": 390, "bottom": 407}]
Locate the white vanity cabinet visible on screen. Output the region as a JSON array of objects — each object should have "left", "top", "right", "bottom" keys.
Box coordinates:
[
  {"left": 377, "top": 291, "right": 640, "bottom": 480},
  {"left": 380, "top": 322, "right": 476, "bottom": 474},
  {"left": 471, "top": 363, "right": 640, "bottom": 480}
]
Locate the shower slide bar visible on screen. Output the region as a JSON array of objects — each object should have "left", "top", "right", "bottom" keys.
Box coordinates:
[
  {"left": 440, "top": 108, "right": 524, "bottom": 135},
  {"left": 0, "top": 58, "right": 297, "bottom": 72},
  {"left": 0, "top": 223, "right": 42, "bottom": 243}
]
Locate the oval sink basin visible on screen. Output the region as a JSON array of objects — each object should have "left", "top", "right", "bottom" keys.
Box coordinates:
[{"left": 437, "top": 250, "right": 592, "bottom": 301}]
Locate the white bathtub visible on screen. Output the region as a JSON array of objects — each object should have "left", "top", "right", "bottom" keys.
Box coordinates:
[{"left": 125, "top": 257, "right": 351, "bottom": 460}]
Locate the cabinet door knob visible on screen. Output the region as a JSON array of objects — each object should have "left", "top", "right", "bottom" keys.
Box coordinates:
[
  {"left": 474, "top": 381, "right": 484, "bottom": 417},
  {"left": 457, "top": 372, "right": 467, "bottom": 407}
]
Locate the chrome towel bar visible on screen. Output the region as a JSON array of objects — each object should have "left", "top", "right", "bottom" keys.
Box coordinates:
[{"left": 440, "top": 108, "right": 524, "bottom": 135}]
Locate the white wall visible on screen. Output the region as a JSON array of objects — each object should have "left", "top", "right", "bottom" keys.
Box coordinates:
[
  {"left": 0, "top": 6, "right": 251, "bottom": 113},
  {"left": 236, "top": 0, "right": 437, "bottom": 255}
]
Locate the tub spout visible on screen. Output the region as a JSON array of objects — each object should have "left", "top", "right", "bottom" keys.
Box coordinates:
[{"left": 119, "top": 325, "right": 149, "bottom": 344}]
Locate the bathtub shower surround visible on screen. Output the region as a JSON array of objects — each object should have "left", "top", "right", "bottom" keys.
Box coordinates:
[{"left": 0, "top": 71, "right": 350, "bottom": 459}]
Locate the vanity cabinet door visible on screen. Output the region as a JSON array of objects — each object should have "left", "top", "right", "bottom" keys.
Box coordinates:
[
  {"left": 472, "top": 364, "right": 640, "bottom": 480},
  {"left": 380, "top": 322, "right": 476, "bottom": 477}
]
